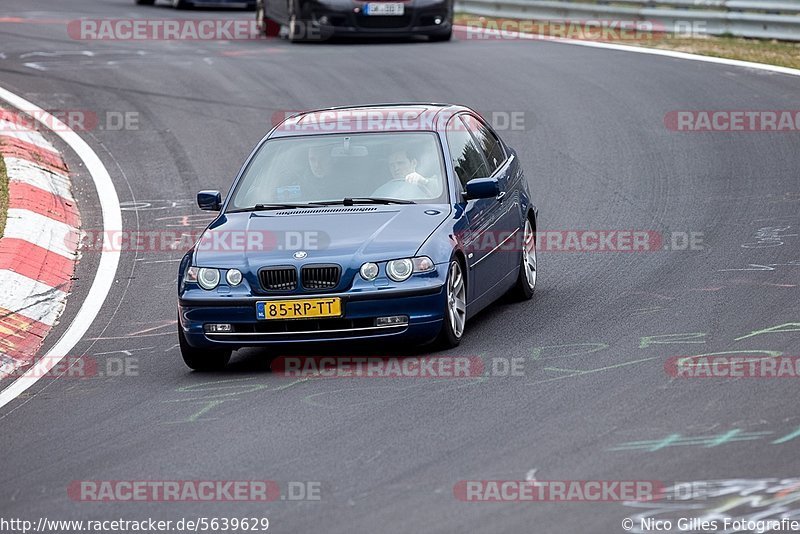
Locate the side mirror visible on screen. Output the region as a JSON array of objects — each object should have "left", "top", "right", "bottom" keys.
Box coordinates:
[
  {"left": 197, "top": 190, "right": 222, "bottom": 211},
  {"left": 464, "top": 177, "right": 500, "bottom": 200}
]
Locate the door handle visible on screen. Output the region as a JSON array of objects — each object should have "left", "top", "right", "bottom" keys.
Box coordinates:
[{"left": 496, "top": 191, "right": 506, "bottom": 202}]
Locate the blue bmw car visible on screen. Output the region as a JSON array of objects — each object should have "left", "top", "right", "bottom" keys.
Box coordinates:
[{"left": 178, "top": 104, "right": 537, "bottom": 370}]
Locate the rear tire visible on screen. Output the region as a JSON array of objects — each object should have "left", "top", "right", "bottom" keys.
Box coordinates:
[
  {"left": 288, "top": 16, "right": 303, "bottom": 42},
  {"left": 434, "top": 259, "right": 466, "bottom": 349},
  {"left": 178, "top": 322, "right": 231, "bottom": 371},
  {"left": 135, "top": 0, "right": 156, "bottom": 5},
  {"left": 509, "top": 217, "right": 536, "bottom": 300},
  {"left": 173, "top": 0, "right": 191, "bottom": 9}
]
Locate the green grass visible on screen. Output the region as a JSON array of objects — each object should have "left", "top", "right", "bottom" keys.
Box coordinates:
[
  {"left": 647, "top": 35, "right": 800, "bottom": 70},
  {"left": 455, "top": 14, "right": 800, "bottom": 70}
]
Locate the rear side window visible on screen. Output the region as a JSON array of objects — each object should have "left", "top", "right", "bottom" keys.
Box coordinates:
[
  {"left": 446, "top": 115, "right": 488, "bottom": 188},
  {"left": 461, "top": 113, "right": 506, "bottom": 173}
]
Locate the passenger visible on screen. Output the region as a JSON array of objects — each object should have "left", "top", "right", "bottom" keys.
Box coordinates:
[
  {"left": 308, "top": 144, "right": 334, "bottom": 180},
  {"left": 275, "top": 144, "right": 340, "bottom": 201}
]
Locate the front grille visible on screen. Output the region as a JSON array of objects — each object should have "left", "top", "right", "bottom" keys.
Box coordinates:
[
  {"left": 356, "top": 15, "right": 412, "bottom": 29},
  {"left": 301, "top": 264, "right": 341, "bottom": 290},
  {"left": 259, "top": 266, "right": 297, "bottom": 291}
]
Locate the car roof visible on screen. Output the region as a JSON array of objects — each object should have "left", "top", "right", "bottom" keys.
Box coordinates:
[{"left": 269, "top": 103, "right": 474, "bottom": 138}]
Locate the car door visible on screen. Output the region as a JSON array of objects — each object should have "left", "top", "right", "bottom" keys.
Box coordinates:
[
  {"left": 446, "top": 113, "right": 513, "bottom": 301},
  {"left": 460, "top": 113, "right": 520, "bottom": 277}
]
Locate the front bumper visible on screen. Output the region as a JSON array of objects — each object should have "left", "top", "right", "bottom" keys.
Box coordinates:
[
  {"left": 300, "top": 0, "right": 451, "bottom": 38},
  {"left": 179, "top": 280, "right": 446, "bottom": 348}
]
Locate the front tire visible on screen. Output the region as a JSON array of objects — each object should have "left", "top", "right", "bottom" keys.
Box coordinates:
[
  {"left": 135, "top": 0, "right": 156, "bottom": 5},
  {"left": 435, "top": 259, "right": 466, "bottom": 348},
  {"left": 173, "top": 0, "right": 191, "bottom": 9},
  {"left": 178, "top": 322, "right": 231, "bottom": 371},
  {"left": 510, "top": 218, "right": 536, "bottom": 300},
  {"left": 256, "top": 0, "right": 281, "bottom": 36}
]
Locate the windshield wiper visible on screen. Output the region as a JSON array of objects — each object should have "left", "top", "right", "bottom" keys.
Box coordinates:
[
  {"left": 318, "top": 197, "right": 416, "bottom": 206},
  {"left": 227, "top": 202, "right": 324, "bottom": 213}
]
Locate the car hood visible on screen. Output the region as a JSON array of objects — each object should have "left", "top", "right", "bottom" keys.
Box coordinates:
[{"left": 193, "top": 204, "right": 450, "bottom": 270}]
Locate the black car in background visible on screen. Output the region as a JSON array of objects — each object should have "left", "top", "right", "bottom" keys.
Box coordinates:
[
  {"left": 136, "top": 0, "right": 256, "bottom": 9},
  {"left": 257, "top": 0, "right": 452, "bottom": 41}
]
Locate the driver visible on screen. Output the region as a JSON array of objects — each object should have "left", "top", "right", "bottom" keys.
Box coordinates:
[{"left": 388, "top": 148, "right": 433, "bottom": 189}]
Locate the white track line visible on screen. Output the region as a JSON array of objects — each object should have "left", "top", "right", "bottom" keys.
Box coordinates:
[
  {"left": 0, "top": 87, "right": 122, "bottom": 410},
  {"left": 454, "top": 25, "right": 800, "bottom": 78}
]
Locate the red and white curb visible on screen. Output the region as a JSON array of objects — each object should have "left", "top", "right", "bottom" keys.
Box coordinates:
[
  {"left": 0, "top": 87, "right": 120, "bottom": 410},
  {"left": 0, "top": 109, "right": 81, "bottom": 378}
]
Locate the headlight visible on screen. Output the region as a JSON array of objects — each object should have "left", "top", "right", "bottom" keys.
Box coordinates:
[
  {"left": 360, "top": 262, "right": 379, "bottom": 281},
  {"left": 197, "top": 267, "right": 220, "bottom": 290},
  {"left": 386, "top": 259, "right": 413, "bottom": 282},
  {"left": 226, "top": 269, "right": 243, "bottom": 286}
]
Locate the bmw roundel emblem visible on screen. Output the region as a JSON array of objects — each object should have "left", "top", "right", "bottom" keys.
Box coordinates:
[{"left": 293, "top": 251, "right": 308, "bottom": 260}]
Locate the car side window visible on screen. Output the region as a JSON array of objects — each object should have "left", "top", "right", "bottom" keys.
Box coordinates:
[
  {"left": 446, "top": 115, "right": 488, "bottom": 188},
  {"left": 461, "top": 113, "right": 506, "bottom": 174}
]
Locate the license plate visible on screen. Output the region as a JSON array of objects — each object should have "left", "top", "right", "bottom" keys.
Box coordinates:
[
  {"left": 363, "top": 2, "right": 404, "bottom": 15},
  {"left": 256, "top": 298, "right": 342, "bottom": 320}
]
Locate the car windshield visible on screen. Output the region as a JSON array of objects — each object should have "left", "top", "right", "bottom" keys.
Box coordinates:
[{"left": 229, "top": 132, "right": 448, "bottom": 209}]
